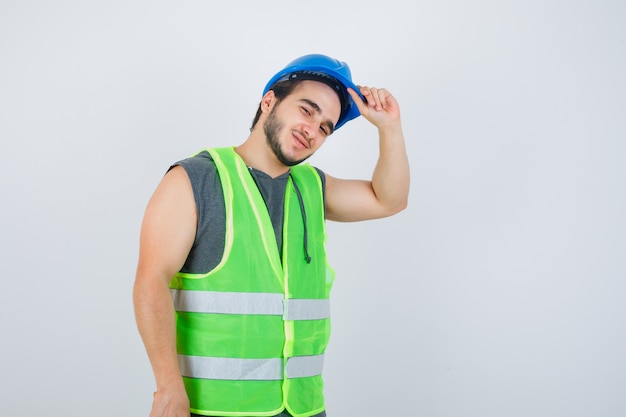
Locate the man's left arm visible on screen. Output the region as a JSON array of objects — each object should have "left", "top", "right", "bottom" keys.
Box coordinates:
[{"left": 325, "top": 86, "right": 410, "bottom": 222}]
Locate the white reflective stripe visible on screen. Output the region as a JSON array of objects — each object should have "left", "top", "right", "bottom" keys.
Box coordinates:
[
  {"left": 178, "top": 354, "right": 325, "bottom": 380},
  {"left": 179, "top": 355, "right": 283, "bottom": 380},
  {"left": 171, "top": 289, "right": 284, "bottom": 315},
  {"left": 171, "top": 289, "right": 330, "bottom": 320},
  {"left": 286, "top": 355, "right": 325, "bottom": 378},
  {"left": 284, "top": 299, "right": 330, "bottom": 320}
]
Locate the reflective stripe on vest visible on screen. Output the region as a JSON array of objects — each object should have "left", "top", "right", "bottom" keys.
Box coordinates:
[
  {"left": 178, "top": 354, "right": 325, "bottom": 380},
  {"left": 171, "top": 289, "right": 331, "bottom": 320}
]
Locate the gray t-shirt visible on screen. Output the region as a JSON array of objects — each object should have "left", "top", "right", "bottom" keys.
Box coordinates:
[{"left": 171, "top": 150, "right": 325, "bottom": 274}]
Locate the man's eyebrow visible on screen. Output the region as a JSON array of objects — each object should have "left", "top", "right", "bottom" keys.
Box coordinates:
[{"left": 300, "top": 98, "right": 336, "bottom": 134}]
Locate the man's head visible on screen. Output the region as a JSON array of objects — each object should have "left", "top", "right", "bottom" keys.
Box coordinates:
[
  {"left": 261, "top": 79, "right": 342, "bottom": 166},
  {"left": 251, "top": 54, "right": 363, "bottom": 132}
]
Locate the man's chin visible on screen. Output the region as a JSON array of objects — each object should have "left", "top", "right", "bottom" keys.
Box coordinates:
[
  {"left": 276, "top": 148, "right": 311, "bottom": 167},
  {"left": 290, "top": 151, "right": 314, "bottom": 166},
  {"left": 281, "top": 156, "right": 308, "bottom": 167}
]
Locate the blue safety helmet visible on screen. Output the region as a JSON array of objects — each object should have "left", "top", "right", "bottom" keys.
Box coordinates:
[{"left": 262, "top": 54, "right": 363, "bottom": 130}]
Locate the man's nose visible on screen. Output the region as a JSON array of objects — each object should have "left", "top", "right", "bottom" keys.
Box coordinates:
[{"left": 302, "top": 120, "right": 319, "bottom": 139}]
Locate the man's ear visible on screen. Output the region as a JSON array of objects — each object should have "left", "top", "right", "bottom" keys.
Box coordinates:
[{"left": 261, "top": 90, "right": 277, "bottom": 113}]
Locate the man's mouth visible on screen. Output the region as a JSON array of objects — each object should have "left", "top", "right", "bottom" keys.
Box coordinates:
[{"left": 292, "top": 130, "right": 310, "bottom": 149}]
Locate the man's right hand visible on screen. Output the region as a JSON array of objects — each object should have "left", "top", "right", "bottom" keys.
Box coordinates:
[{"left": 149, "top": 388, "right": 190, "bottom": 417}]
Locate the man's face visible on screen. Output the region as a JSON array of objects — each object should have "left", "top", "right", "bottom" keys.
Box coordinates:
[{"left": 264, "top": 80, "right": 342, "bottom": 166}]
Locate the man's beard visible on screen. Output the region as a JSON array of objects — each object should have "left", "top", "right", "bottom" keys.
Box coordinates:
[{"left": 264, "top": 106, "right": 310, "bottom": 167}]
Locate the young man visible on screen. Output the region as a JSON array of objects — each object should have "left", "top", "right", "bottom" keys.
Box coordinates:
[{"left": 133, "top": 54, "right": 410, "bottom": 417}]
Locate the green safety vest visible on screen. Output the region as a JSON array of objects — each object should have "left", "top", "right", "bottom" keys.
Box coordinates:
[{"left": 169, "top": 147, "right": 335, "bottom": 417}]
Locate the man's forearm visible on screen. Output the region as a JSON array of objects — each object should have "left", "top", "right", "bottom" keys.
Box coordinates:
[
  {"left": 372, "top": 121, "right": 410, "bottom": 214},
  {"left": 133, "top": 276, "right": 185, "bottom": 392}
]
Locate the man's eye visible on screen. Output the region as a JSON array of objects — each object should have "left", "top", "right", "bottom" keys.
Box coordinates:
[
  {"left": 320, "top": 126, "right": 328, "bottom": 135},
  {"left": 302, "top": 107, "right": 311, "bottom": 115}
]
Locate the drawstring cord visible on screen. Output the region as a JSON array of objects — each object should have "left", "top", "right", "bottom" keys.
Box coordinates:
[{"left": 289, "top": 173, "right": 312, "bottom": 264}]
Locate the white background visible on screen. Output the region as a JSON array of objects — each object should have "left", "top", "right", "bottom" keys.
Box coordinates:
[{"left": 1, "top": 1, "right": 625, "bottom": 416}]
